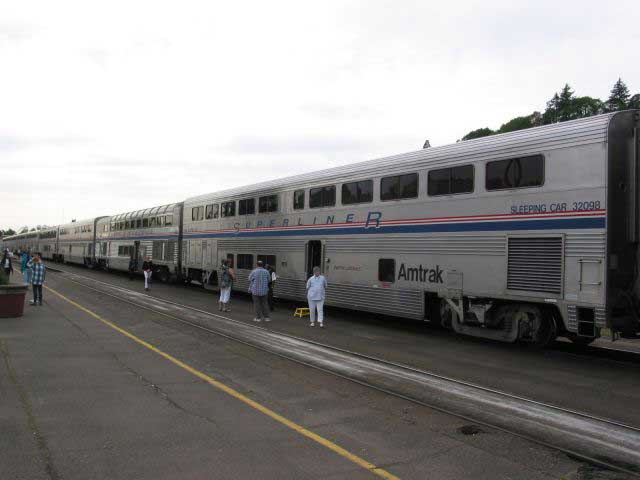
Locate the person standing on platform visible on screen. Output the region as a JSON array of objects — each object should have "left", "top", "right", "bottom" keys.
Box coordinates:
[
  {"left": 21, "top": 250, "right": 32, "bottom": 285},
  {"left": 219, "top": 259, "right": 235, "bottom": 312},
  {"left": 266, "top": 264, "right": 277, "bottom": 311},
  {"left": 2, "top": 249, "right": 13, "bottom": 278},
  {"left": 306, "top": 266, "right": 327, "bottom": 327},
  {"left": 142, "top": 257, "right": 153, "bottom": 292},
  {"left": 248, "top": 260, "right": 271, "bottom": 322},
  {"left": 30, "top": 253, "right": 46, "bottom": 306},
  {"left": 128, "top": 254, "right": 136, "bottom": 280}
]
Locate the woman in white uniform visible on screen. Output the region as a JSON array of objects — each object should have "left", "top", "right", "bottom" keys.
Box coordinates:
[{"left": 306, "top": 266, "right": 327, "bottom": 327}]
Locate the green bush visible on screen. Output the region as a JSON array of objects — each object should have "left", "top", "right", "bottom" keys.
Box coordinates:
[{"left": 0, "top": 268, "right": 8, "bottom": 286}]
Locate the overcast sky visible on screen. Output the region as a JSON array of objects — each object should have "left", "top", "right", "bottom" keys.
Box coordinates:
[{"left": 1, "top": 0, "right": 638, "bottom": 230}]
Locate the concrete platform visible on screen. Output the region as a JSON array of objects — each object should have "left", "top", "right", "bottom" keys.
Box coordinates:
[
  {"left": 0, "top": 269, "right": 632, "bottom": 479},
  {"left": 50, "top": 263, "right": 640, "bottom": 428}
]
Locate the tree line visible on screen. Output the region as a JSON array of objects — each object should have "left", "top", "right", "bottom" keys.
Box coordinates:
[{"left": 461, "top": 78, "right": 639, "bottom": 141}]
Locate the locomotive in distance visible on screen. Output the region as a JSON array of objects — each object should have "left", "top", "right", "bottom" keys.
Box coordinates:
[{"left": 5, "top": 110, "right": 640, "bottom": 347}]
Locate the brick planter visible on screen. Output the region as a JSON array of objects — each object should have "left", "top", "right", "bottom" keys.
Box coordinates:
[{"left": 0, "top": 284, "right": 29, "bottom": 318}]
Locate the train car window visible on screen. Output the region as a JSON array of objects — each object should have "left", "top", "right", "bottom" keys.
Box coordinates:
[
  {"left": 378, "top": 259, "right": 396, "bottom": 282},
  {"left": 380, "top": 173, "right": 418, "bottom": 201},
  {"left": 157, "top": 216, "right": 165, "bottom": 227},
  {"left": 293, "top": 190, "right": 305, "bottom": 210},
  {"left": 226, "top": 253, "right": 234, "bottom": 268},
  {"left": 236, "top": 254, "right": 254, "bottom": 269},
  {"left": 221, "top": 201, "right": 236, "bottom": 217},
  {"left": 205, "top": 204, "right": 218, "bottom": 220},
  {"left": 257, "top": 254, "right": 276, "bottom": 269},
  {"left": 165, "top": 215, "right": 173, "bottom": 226},
  {"left": 142, "top": 218, "right": 149, "bottom": 228},
  {"left": 342, "top": 180, "right": 373, "bottom": 205},
  {"left": 259, "top": 195, "right": 278, "bottom": 213},
  {"left": 150, "top": 217, "right": 157, "bottom": 228},
  {"left": 310, "top": 185, "right": 336, "bottom": 208},
  {"left": 239, "top": 198, "right": 256, "bottom": 215},
  {"left": 486, "top": 155, "right": 544, "bottom": 190},
  {"left": 428, "top": 165, "right": 474, "bottom": 196},
  {"left": 136, "top": 219, "right": 142, "bottom": 228}
]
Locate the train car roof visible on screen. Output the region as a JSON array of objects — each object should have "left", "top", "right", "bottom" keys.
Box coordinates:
[
  {"left": 185, "top": 111, "right": 627, "bottom": 204},
  {"left": 107, "top": 203, "right": 180, "bottom": 222}
]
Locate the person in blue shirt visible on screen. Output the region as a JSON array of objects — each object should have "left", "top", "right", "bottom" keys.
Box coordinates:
[
  {"left": 21, "top": 251, "right": 32, "bottom": 285},
  {"left": 306, "top": 266, "right": 328, "bottom": 327},
  {"left": 248, "top": 260, "right": 271, "bottom": 322}
]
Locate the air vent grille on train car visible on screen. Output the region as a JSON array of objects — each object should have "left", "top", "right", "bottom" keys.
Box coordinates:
[{"left": 507, "top": 237, "right": 563, "bottom": 294}]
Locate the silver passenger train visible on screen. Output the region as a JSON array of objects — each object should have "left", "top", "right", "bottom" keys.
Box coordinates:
[{"left": 5, "top": 111, "right": 640, "bottom": 345}]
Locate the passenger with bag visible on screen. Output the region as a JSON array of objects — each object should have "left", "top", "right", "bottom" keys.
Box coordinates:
[
  {"left": 219, "top": 259, "right": 235, "bottom": 312},
  {"left": 21, "top": 250, "right": 32, "bottom": 285}
]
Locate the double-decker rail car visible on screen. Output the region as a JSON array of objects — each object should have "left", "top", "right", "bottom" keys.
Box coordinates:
[
  {"left": 38, "top": 227, "right": 59, "bottom": 261},
  {"left": 3, "top": 231, "right": 39, "bottom": 254},
  {"left": 58, "top": 218, "right": 105, "bottom": 266},
  {"left": 183, "top": 111, "right": 639, "bottom": 345},
  {"left": 96, "top": 203, "right": 182, "bottom": 282}
]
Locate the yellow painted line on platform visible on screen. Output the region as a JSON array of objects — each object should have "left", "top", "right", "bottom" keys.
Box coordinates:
[{"left": 44, "top": 285, "right": 400, "bottom": 480}]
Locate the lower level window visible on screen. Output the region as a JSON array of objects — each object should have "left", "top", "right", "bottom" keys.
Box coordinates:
[
  {"left": 378, "top": 258, "right": 396, "bottom": 282},
  {"left": 236, "top": 254, "right": 254, "bottom": 270}
]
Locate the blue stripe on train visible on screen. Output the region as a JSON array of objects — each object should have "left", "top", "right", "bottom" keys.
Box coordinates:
[{"left": 183, "top": 216, "right": 605, "bottom": 239}]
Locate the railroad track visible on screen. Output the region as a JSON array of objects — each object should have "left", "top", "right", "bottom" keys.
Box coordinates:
[{"left": 48, "top": 267, "right": 640, "bottom": 477}]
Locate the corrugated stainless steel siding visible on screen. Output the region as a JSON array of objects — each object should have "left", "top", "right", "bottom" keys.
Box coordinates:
[
  {"left": 186, "top": 114, "right": 612, "bottom": 203},
  {"left": 326, "top": 234, "right": 504, "bottom": 256},
  {"left": 564, "top": 232, "right": 606, "bottom": 257},
  {"left": 507, "top": 237, "right": 563, "bottom": 294},
  {"left": 218, "top": 239, "right": 305, "bottom": 253}
]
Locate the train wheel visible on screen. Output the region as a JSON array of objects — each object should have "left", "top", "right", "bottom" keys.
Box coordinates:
[
  {"left": 568, "top": 335, "right": 595, "bottom": 347},
  {"left": 514, "top": 305, "right": 557, "bottom": 347}
]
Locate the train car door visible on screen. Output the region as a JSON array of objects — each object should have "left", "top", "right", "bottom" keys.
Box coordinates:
[
  {"left": 306, "top": 240, "right": 323, "bottom": 278},
  {"left": 134, "top": 241, "right": 141, "bottom": 267}
]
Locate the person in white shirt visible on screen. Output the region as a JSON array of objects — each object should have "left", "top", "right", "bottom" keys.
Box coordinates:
[{"left": 306, "top": 266, "right": 327, "bottom": 327}]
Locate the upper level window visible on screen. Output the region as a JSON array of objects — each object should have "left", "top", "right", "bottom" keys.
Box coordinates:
[
  {"left": 381, "top": 173, "right": 418, "bottom": 201},
  {"left": 342, "top": 180, "right": 373, "bottom": 205},
  {"left": 486, "top": 155, "right": 544, "bottom": 190},
  {"left": 221, "top": 201, "right": 236, "bottom": 217},
  {"left": 428, "top": 165, "right": 474, "bottom": 196},
  {"left": 293, "top": 190, "right": 305, "bottom": 210},
  {"left": 205, "top": 204, "right": 219, "bottom": 220},
  {"left": 259, "top": 195, "right": 278, "bottom": 213},
  {"left": 136, "top": 219, "right": 142, "bottom": 228},
  {"left": 165, "top": 215, "right": 173, "bottom": 226},
  {"left": 309, "top": 185, "right": 336, "bottom": 208},
  {"left": 239, "top": 198, "right": 256, "bottom": 215},
  {"left": 191, "top": 206, "right": 204, "bottom": 221}
]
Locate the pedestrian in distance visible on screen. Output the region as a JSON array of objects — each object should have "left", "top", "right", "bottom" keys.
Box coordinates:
[
  {"left": 29, "top": 253, "right": 46, "bottom": 306},
  {"left": 248, "top": 260, "right": 271, "bottom": 322},
  {"left": 306, "top": 266, "right": 327, "bottom": 327},
  {"left": 2, "top": 249, "right": 13, "bottom": 278},
  {"left": 266, "top": 264, "right": 277, "bottom": 311},
  {"left": 128, "top": 253, "right": 137, "bottom": 280},
  {"left": 142, "top": 257, "right": 153, "bottom": 292},
  {"left": 219, "top": 259, "right": 235, "bottom": 312},
  {"left": 21, "top": 250, "right": 33, "bottom": 285}
]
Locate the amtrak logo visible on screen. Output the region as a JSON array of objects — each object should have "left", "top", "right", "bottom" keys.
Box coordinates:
[{"left": 398, "top": 264, "right": 443, "bottom": 283}]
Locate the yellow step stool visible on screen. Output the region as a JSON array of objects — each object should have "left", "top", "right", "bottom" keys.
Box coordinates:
[{"left": 294, "top": 307, "right": 310, "bottom": 318}]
